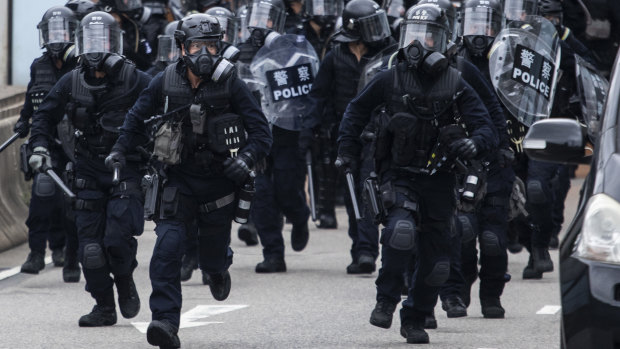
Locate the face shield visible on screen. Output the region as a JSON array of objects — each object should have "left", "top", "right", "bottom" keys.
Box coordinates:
[
  {"left": 213, "top": 15, "right": 238, "bottom": 45},
  {"left": 39, "top": 17, "right": 78, "bottom": 48},
  {"left": 385, "top": 0, "right": 406, "bottom": 20},
  {"left": 504, "top": 0, "right": 537, "bottom": 22},
  {"left": 305, "top": 0, "right": 343, "bottom": 18},
  {"left": 399, "top": 21, "right": 447, "bottom": 52},
  {"left": 248, "top": 2, "right": 286, "bottom": 33},
  {"left": 462, "top": 7, "right": 503, "bottom": 37},
  {"left": 157, "top": 35, "right": 180, "bottom": 62},
  {"left": 76, "top": 23, "right": 123, "bottom": 56},
  {"left": 358, "top": 10, "right": 391, "bottom": 42},
  {"left": 237, "top": 7, "right": 252, "bottom": 43}
]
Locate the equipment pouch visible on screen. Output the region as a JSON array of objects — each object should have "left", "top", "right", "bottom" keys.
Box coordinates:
[
  {"left": 386, "top": 112, "right": 419, "bottom": 167},
  {"left": 379, "top": 181, "right": 396, "bottom": 210},
  {"left": 142, "top": 172, "right": 160, "bottom": 221},
  {"left": 19, "top": 142, "right": 33, "bottom": 181},
  {"left": 189, "top": 104, "right": 207, "bottom": 135},
  {"left": 159, "top": 186, "right": 179, "bottom": 218},
  {"left": 153, "top": 121, "right": 183, "bottom": 165},
  {"left": 363, "top": 172, "right": 386, "bottom": 224},
  {"left": 207, "top": 113, "right": 246, "bottom": 154}
]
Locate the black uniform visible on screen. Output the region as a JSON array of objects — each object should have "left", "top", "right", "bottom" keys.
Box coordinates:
[{"left": 339, "top": 62, "right": 496, "bottom": 328}]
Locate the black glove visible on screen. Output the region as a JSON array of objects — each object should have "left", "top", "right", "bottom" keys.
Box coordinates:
[
  {"left": 13, "top": 117, "right": 30, "bottom": 138},
  {"left": 498, "top": 147, "right": 515, "bottom": 168},
  {"left": 449, "top": 138, "right": 478, "bottom": 160},
  {"left": 223, "top": 153, "right": 253, "bottom": 185},
  {"left": 105, "top": 150, "right": 126, "bottom": 170},
  {"left": 334, "top": 154, "right": 358, "bottom": 173}
]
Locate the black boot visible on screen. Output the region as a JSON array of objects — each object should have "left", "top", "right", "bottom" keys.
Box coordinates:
[
  {"left": 238, "top": 223, "right": 259, "bottom": 246},
  {"left": 357, "top": 254, "right": 376, "bottom": 273},
  {"left": 401, "top": 320, "right": 430, "bottom": 344},
  {"left": 115, "top": 274, "right": 140, "bottom": 319},
  {"left": 208, "top": 271, "right": 231, "bottom": 301},
  {"left": 481, "top": 298, "right": 505, "bottom": 319},
  {"left": 51, "top": 248, "right": 65, "bottom": 267},
  {"left": 255, "top": 258, "right": 287, "bottom": 273},
  {"left": 78, "top": 305, "right": 117, "bottom": 327},
  {"left": 531, "top": 247, "right": 554, "bottom": 273},
  {"left": 63, "top": 260, "right": 81, "bottom": 283},
  {"left": 316, "top": 211, "right": 337, "bottom": 229},
  {"left": 21, "top": 252, "right": 45, "bottom": 274},
  {"left": 147, "top": 320, "right": 180, "bottom": 349},
  {"left": 523, "top": 254, "right": 543, "bottom": 279},
  {"left": 346, "top": 261, "right": 364, "bottom": 274},
  {"left": 369, "top": 301, "right": 397, "bottom": 329},
  {"left": 202, "top": 270, "right": 211, "bottom": 285},
  {"left": 549, "top": 235, "right": 559, "bottom": 249},
  {"left": 442, "top": 296, "right": 467, "bottom": 318},
  {"left": 291, "top": 222, "right": 309, "bottom": 252},
  {"left": 424, "top": 311, "right": 437, "bottom": 329},
  {"left": 180, "top": 254, "right": 198, "bottom": 282}
]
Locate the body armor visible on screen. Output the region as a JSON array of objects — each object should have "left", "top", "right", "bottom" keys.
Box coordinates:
[
  {"left": 69, "top": 60, "right": 140, "bottom": 157},
  {"left": 29, "top": 55, "right": 61, "bottom": 112}
]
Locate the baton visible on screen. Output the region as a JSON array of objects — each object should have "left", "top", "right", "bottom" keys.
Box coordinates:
[
  {"left": 112, "top": 162, "right": 122, "bottom": 185},
  {"left": 306, "top": 150, "right": 317, "bottom": 221},
  {"left": 42, "top": 164, "right": 76, "bottom": 200},
  {"left": 0, "top": 133, "right": 20, "bottom": 153},
  {"left": 345, "top": 171, "right": 362, "bottom": 220}
]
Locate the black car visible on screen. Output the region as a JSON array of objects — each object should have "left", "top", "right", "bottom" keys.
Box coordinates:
[{"left": 524, "top": 52, "right": 620, "bottom": 348}]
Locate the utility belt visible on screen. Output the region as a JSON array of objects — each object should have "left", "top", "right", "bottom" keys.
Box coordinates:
[
  {"left": 363, "top": 173, "right": 419, "bottom": 225},
  {"left": 72, "top": 179, "right": 141, "bottom": 211}
]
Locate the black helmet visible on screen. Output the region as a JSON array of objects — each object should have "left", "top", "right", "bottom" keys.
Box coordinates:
[
  {"left": 65, "top": 0, "right": 97, "bottom": 21},
  {"left": 247, "top": 0, "right": 287, "bottom": 34},
  {"left": 504, "top": 0, "right": 537, "bottom": 22},
  {"left": 461, "top": 0, "right": 503, "bottom": 56},
  {"left": 176, "top": 14, "right": 230, "bottom": 79},
  {"left": 157, "top": 21, "right": 181, "bottom": 63},
  {"left": 206, "top": 7, "right": 238, "bottom": 45},
  {"left": 538, "top": 0, "right": 563, "bottom": 28},
  {"left": 97, "top": 0, "right": 142, "bottom": 13},
  {"left": 76, "top": 11, "right": 124, "bottom": 72},
  {"left": 398, "top": 4, "right": 450, "bottom": 73},
  {"left": 38, "top": 6, "right": 79, "bottom": 60},
  {"left": 333, "top": 0, "right": 391, "bottom": 43},
  {"left": 416, "top": 0, "right": 456, "bottom": 39}
]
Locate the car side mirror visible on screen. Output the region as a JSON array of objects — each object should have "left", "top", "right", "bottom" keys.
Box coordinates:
[{"left": 523, "top": 118, "right": 592, "bottom": 164}]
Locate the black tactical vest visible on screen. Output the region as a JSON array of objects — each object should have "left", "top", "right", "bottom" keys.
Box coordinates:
[
  {"left": 378, "top": 63, "right": 462, "bottom": 170},
  {"left": 161, "top": 62, "right": 233, "bottom": 152},
  {"left": 29, "top": 55, "right": 60, "bottom": 111},
  {"left": 70, "top": 61, "right": 140, "bottom": 156}
]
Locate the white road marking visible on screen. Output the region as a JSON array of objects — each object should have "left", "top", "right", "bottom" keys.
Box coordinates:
[
  {"left": 132, "top": 304, "right": 249, "bottom": 333},
  {"left": 536, "top": 305, "right": 561, "bottom": 315},
  {"left": 0, "top": 256, "right": 52, "bottom": 281}
]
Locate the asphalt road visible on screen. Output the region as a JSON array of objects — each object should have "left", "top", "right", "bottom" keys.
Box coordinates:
[{"left": 0, "top": 178, "right": 583, "bottom": 349}]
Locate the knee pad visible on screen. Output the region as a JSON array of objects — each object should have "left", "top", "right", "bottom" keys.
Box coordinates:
[
  {"left": 34, "top": 173, "right": 56, "bottom": 197},
  {"left": 458, "top": 215, "right": 475, "bottom": 243},
  {"left": 425, "top": 260, "right": 450, "bottom": 287},
  {"left": 527, "top": 180, "right": 546, "bottom": 204},
  {"left": 388, "top": 219, "right": 416, "bottom": 251},
  {"left": 480, "top": 230, "right": 503, "bottom": 256},
  {"left": 83, "top": 243, "right": 106, "bottom": 269}
]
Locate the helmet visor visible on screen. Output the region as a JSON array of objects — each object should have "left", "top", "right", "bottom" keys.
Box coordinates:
[
  {"left": 76, "top": 23, "right": 123, "bottom": 55},
  {"left": 237, "top": 9, "right": 252, "bottom": 43},
  {"left": 462, "top": 7, "right": 503, "bottom": 37},
  {"left": 358, "top": 10, "right": 391, "bottom": 42},
  {"left": 39, "top": 17, "right": 78, "bottom": 48},
  {"left": 399, "top": 21, "right": 447, "bottom": 51},
  {"left": 504, "top": 0, "right": 537, "bottom": 22},
  {"left": 157, "top": 35, "right": 180, "bottom": 62},
  {"left": 248, "top": 2, "right": 286, "bottom": 33},
  {"left": 304, "top": 0, "right": 343, "bottom": 17},
  {"left": 213, "top": 15, "right": 238, "bottom": 45},
  {"left": 385, "top": 0, "right": 405, "bottom": 20}
]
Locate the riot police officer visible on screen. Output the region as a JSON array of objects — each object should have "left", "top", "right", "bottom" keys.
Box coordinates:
[
  {"left": 308, "top": 0, "right": 396, "bottom": 273},
  {"left": 29, "top": 11, "right": 152, "bottom": 327},
  {"left": 303, "top": 0, "right": 342, "bottom": 56},
  {"left": 205, "top": 7, "right": 242, "bottom": 62},
  {"left": 338, "top": 4, "right": 496, "bottom": 343},
  {"left": 147, "top": 20, "right": 181, "bottom": 76},
  {"left": 15, "top": 6, "right": 79, "bottom": 279},
  {"left": 109, "top": 14, "right": 271, "bottom": 348}
]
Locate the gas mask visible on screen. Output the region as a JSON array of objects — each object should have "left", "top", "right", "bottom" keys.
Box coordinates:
[
  {"left": 48, "top": 43, "right": 76, "bottom": 63},
  {"left": 402, "top": 40, "right": 448, "bottom": 75},
  {"left": 463, "top": 35, "right": 494, "bottom": 57},
  {"left": 250, "top": 29, "right": 281, "bottom": 48},
  {"left": 83, "top": 52, "right": 124, "bottom": 75},
  {"left": 183, "top": 46, "right": 235, "bottom": 82}
]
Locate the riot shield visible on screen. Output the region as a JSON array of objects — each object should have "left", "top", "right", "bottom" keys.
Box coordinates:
[
  {"left": 356, "top": 43, "right": 398, "bottom": 93},
  {"left": 574, "top": 54, "right": 609, "bottom": 141},
  {"left": 250, "top": 34, "right": 320, "bottom": 131},
  {"left": 57, "top": 114, "right": 76, "bottom": 163},
  {"left": 488, "top": 15, "right": 561, "bottom": 127}
]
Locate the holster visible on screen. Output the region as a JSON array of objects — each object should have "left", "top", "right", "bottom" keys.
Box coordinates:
[
  {"left": 142, "top": 171, "right": 160, "bottom": 221},
  {"left": 153, "top": 121, "right": 183, "bottom": 165},
  {"left": 363, "top": 172, "right": 386, "bottom": 225},
  {"left": 19, "top": 142, "right": 33, "bottom": 181}
]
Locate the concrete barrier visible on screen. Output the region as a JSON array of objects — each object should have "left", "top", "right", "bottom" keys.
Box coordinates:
[{"left": 0, "top": 86, "right": 29, "bottom": 252}]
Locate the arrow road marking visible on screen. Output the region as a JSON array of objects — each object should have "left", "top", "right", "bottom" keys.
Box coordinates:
[
  {"left": 536, "top": 305, "right": 561, "bottom": 315},
  {"left": 132, "top": 304, "right": 249, "bottom": 333}
]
